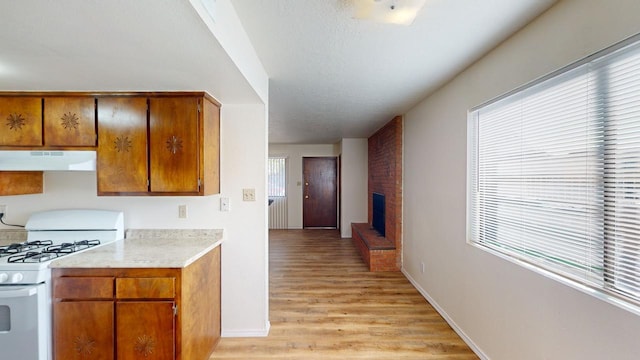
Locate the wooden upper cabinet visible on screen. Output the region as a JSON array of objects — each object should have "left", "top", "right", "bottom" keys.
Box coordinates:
[
  {"left": 44, "top": 97, "right": 96, "bottom": 146},
  {"left": 0, "top": 91, "right": 220, "bottom": 196},
  {"left": 149, "top": 97, "right": 199, "bottom": 193},
  {"left": 0, "top": 171, "right": 43, "bottom": 195},
  {"left": 97, "top": 93, "right": 220, "bottom": 196},
  {"left": 97, "top": 97, "right": 148, "bottom": 194},
  {"left": 0, "top": 97, "right": 42, "bottom": 146},
  {"left": 201, "top": 97, "right": 220, "bottom": 195}
]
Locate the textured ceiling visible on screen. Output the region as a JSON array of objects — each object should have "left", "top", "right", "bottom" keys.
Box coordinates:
[
  {"left": 0, "top": 0, "right": 259, "bottom": 104},
  {"left": 0, "top": 0, "right": 557, "bottom": 145},
  {"left": 231, "top": 0, "right": 557, "bottom": 144}
]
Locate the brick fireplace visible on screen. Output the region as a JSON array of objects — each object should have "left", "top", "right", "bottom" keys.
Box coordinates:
[{"left": 352, "top": 116, "right": 403, "bottom": 271}]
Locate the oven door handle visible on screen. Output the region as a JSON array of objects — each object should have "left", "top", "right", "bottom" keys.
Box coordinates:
[{"left": 0, "top": 286, "right": 38, "bottom": 298}]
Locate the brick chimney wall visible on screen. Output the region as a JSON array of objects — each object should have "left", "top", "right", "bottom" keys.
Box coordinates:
[{"left": 368, "top": 116, "right": 403, "bottom": 269}]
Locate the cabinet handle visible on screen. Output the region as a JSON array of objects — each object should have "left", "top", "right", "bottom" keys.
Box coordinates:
[
  {"left": 60, "top": 112, "right": 80, "bottom": 130},
  {"left": 6, "top": 113, "right": 26, "bottom": 131},
  {"left": 305, "top": 195, "right": 309, "bottom": 199},
  {"left": 0, "top": 286, "right": 37, "bottom": 298},
  {"left": 134, "top": 334, "right": 156, "bottom": 357},
  {"left": 114, "top": 136, "right": 132, "bottom": 153},
  {"left": 74, "top": 333, "right": 97, "bottom": 356},
  {"left": 166, "top": 135, "right": 183, "bottom": 155}
]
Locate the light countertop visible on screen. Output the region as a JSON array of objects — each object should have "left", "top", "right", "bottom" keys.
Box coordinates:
[
  {"left": 50, "top": 229, "right": 223, "bottom": 269},
  {"left": 0, "top": 229, "right": 27, "bottom": 245}
]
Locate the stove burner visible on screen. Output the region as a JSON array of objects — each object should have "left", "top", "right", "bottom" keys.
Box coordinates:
[
  {"left": 7, "top": 251, "right": 62, "bottom": 263},
  {"left": 45, "top": 239, "right": 101, "bottom": 254},
  {"left": 5, "top": 240, "right": 101, "bottom": 263},
  {"left": 0, "top": 240, "right": 54, "bottom": 258}
]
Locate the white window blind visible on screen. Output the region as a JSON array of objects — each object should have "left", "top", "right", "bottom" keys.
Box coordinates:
[
  {"left": 468, "top": 35, "right": 640, "bottom": 311},
  {"left": 268, "top": 157, "right": 286, "bottom": 197}
]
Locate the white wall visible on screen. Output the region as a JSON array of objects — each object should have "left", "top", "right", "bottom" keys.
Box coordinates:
[
  {"left": 268, "top": 143, "right": 339, "bottom": 229},
  {"left": 218, "top": 104, "right": 269, "bottom": 336},
  {"left": 0, "top": 104, "right": 270, "bottom": 337},
  {"left": 403, "top": 0, "right": 640, "bottom": 359},
  {"left": 339, "top": 138, "right": 368, "bottom": 238}
]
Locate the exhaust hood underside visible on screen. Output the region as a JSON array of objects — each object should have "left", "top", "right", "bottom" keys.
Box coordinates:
[{"left": 0, "top": 150, "right": 96, "bottom": 171}]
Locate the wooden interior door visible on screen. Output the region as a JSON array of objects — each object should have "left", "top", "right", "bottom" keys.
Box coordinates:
[{"left": 303, "top": 157, "right": 338, "bottom": 228}]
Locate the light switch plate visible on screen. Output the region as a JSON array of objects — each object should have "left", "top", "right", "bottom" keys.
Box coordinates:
[
  {"left": 220, "top": 197, "right": 230, "bottom": 211},
  {"left": 242, "top": 188, "right": 256, "bottom": 201},
  {"left": 178, "top": 205, "right": 187, "bottom": 218}
]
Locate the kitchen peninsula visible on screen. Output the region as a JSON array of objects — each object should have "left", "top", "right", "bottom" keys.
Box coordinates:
[{"left": 50, "top": 229, "right": 222, "bottom": 360}]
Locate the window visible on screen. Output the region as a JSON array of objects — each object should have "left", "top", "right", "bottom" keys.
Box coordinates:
[
  {"left": 468, "top": 34, "right": 640, "bottom": 313},
  {"left": 268, "top": 157, "right": 286, "bottom": 197}
]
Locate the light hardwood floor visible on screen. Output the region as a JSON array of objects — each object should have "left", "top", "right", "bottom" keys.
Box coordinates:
[{"left": 211, "top": 229, "right": 478, "bottom": 359}]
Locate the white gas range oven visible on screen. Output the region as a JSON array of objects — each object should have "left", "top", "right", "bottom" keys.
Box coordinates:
[{"left": 0, "top": 209, "right": 124, "bottom": 360}]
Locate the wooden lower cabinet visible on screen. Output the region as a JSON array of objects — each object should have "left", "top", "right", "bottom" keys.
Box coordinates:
[
  {"left": 53, "top": 301, "right": 114, "bottom": 360},
  {"left": 53, "top": 288, "right": 175, "bottom": 360},
  {"left": 52, "top": 247, "right": 221, "bottom": 360},
  {"left": 117, "top": 302, "right": 175, "bottom": 360}
]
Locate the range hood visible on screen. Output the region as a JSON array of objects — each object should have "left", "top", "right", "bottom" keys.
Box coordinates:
[{"left": 0, "top": 150, "right": 96, "bottom": 171}]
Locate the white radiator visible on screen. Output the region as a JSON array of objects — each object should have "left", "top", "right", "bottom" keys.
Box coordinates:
[{"left": 268, "top": 197, "right": 288, "bottom": 229}]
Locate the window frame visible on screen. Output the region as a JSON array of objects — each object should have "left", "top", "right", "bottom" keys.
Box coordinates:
[
  {"left": 467, "top": 32, "right": 640, "bottom": 316},
  {"left": 267, "top": 156, "right": 287, "bottom": 198}
]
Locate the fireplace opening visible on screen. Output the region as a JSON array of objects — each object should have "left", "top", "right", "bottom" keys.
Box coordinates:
[{"left": 372, "top": 192, "right": 385, "bottom": 237}]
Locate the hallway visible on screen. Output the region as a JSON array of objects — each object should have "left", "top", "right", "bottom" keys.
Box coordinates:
[{"left": 212, "top": 229, "right": 477, "bottom": 359}]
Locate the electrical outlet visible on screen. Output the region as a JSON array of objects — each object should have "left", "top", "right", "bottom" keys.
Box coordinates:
[
  {"left": 242, "top": 188, "right": 256, "bottom": 201},
  {"left": 220, "top": 197, "right": 230, "bottom": 212},
  {"left": 178, "top": 205, "right": 187, "bottom": 218},
  {"left": 0, "top": 205, "right": 6, "bottom": 217}
]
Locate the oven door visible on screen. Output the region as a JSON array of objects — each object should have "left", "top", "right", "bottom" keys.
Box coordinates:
[{"left": 0, "top": 283, "right": 49, "bottom": 360}]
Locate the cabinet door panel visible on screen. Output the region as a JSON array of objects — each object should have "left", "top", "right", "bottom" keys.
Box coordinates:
[
  {"left": 0, "top": 171, "right": 43, "bottom": 195},
  {"left": 149, "top": 97, "right": 199, "bottom": 193},
  {"left": 53, "top": 301, "right": 114, "bottom": 360},
  {"left": 201, "top": 98, "right": 220, "bottom": 195},
  {"left": 97, "top": 97, "right": 148, "bottom": 193},
  {"left": 0, "top": 97, "right": 42, "bottom": 146},
  {"left": 116, "top": 301, "right": 175, "bottom": 360},
  {"left": 44, "top": 97, "right": 96, "bottom": 146}
]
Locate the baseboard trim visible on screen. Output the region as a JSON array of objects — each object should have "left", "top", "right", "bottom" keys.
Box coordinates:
[
  {"left": 222, "top": 321, "right": 271, "bottom": 338},
  {"left": 402, "top": 269, "right": 489, "bottom": 360}
]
